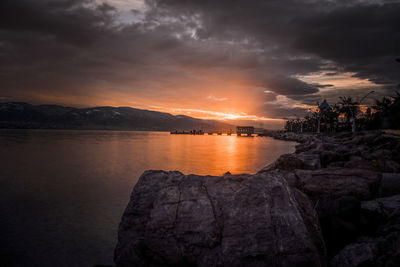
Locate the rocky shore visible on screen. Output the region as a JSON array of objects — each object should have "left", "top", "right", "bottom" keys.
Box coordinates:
[{"left": 114, "top": 131, "right": 400, "bottom": 267}]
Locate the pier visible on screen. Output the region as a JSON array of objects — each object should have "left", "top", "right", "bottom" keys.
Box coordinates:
[
  {"left": 170, "top": 130, "right": 205, "bottom": 135},
  {"left": 170, "top": 126, "right": 256, "bottom": 136},
  {"left": 236, "top": 126, "right": 255, "bottom": 136}
]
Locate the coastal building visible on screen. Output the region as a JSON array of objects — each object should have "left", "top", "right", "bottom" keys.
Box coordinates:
[
  {"left": 319, "top": 99, "right": 330, "bottom": 111},
  {"left": 236, "top": 126, "right": 254, "bottom": 136}
]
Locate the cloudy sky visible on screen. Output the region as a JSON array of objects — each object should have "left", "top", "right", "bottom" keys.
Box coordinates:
[{"left": 1, "top": 0, "right": 399, "bottom": 128}]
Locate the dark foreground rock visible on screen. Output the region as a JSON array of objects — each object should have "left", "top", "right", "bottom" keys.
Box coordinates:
[
  {"left": 261, "top": 131, "right": 400, "bottom": 266},
  {"left": 379, "top": 173, "right": 400, "bottom": 197},
  {"left": 113, "top": 131, "right": 400, "bottom": 267},
  {"left": 295, "top": 168, "right": 381, "bottom": 200},
  {"left": 114, "top": 170, "right": 326, "bottom": 267},
  {"left": 260, "top": 153, "right": 321, "bottom": 172},
  {"left": 282, "top": 168, "right": 381, "bottom": 258},
  {"left": 331, "top": 195, "right": 400, "bottom": 267}
]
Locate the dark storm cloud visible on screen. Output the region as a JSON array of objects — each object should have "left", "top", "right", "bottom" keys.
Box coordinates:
[
  {"left": 0, "top": 0, "right": 195, "bottom": 101},
  {"left": 325, "top": 72, "right": 339, "bottom": 76},
  {"left": 148, "top": 0, "right": 400, "bottom": 92},
  {"left": 263, "top": 91, "right": 278, "bottom": 102},
  {"left": 0, "top": 0, "right": 119, "bottom": 98},
  {"left": 0, "top": 0, "right": 117, "bottom": 46},
  {"left": 0, "top": 0, "right": 399, "bottom": 120},
  {"left": 264, "top": 75, "right": 319, "bottom": 95},
  {"left": 312, "top": 84, "right": 334, "bottom": 88},
  {"left": 253, "top": 102, "right": 309, "bottom": 120},
  {"left": 294, "top": 2, "right": 400, "bottom": 85}
]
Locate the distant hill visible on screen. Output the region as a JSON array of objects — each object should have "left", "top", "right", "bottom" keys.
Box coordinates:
[{"left": 0, "top": 102, "right": 235, "bottom": 131}]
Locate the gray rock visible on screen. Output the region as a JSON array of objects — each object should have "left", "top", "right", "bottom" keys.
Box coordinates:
[
  {"left": 295, "top": 168, "right": 380, "bottom": 199},
  {"left": 330, "top": 242, "right": 378, "bottom": 267},
  {"left": 361, "top": 194, "right": 400, "bottom": 217},
  {"left": 331, "top": 194, "right": 400, "bottom": 267},
  {"left": 343, "top": 156, "right": 376, "bottom": 171},
  {"left": 114, "top": 170, "right": 326, "bottom": 267},
  {"left": 379, "top": 159, "right": 400, "bottom": 173},
  {"left": 342, "top": 156, "right": 400, "bottom": 173},
  {"left": 369, "top": 149, "right": 393, "bottom": 160},
  {"left": 264, "top": 153, "right": 321, "bottom": 172},
  {"left": 263, "top": 169, "right": 298, "bottom": 187},
  {"left": 379, "top": 173, "right": 400, "bottom": 197},
  {"left": 326, "top": 161, "right": 346, "bottom": 168},
  {"left": 371, "top": 134, "right": 400, "bottom": 150},
  {"left": 319, "top": 151, "right": 350, "bottom": 168}
]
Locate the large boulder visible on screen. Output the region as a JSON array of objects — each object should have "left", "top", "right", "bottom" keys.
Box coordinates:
[
  {"left": 295, "top": 168, "right": 381, "bottom": 200},
  {"left": 114, "top": 170, "right": 326, "bottom": 267}
]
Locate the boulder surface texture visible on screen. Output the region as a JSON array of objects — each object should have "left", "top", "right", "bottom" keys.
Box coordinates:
[{"left": 114, "top": 170, "right": 326, "bottom": 267}]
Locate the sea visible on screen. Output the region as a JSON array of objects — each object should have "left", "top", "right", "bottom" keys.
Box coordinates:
[{"left": 0, "top": 130, "right": 296, "bottom": 266}]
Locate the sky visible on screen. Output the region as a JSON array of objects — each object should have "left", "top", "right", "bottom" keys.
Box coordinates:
[{"left": 0, "top": 0, "right": 399, "bottom": 128}]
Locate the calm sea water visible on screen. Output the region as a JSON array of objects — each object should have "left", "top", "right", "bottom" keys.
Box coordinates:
[{"left": 0, "top": 130, "right": 296, "bottom": 267}]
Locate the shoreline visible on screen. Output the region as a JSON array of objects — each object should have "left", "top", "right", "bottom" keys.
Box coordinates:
[{"left": 114, "top": 130, "right": 400, "bottom": 266}]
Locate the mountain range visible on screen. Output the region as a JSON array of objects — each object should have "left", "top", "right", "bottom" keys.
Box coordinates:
[{"left": 0, "top": 102, "right": 235, "bottom": 131}]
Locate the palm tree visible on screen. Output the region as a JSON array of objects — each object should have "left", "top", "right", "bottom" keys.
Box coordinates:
[
  {"left": 322, "top": 104, "right": 340, "bottom": 132},
  {"left": 373, "top": 96, "right": 393, "bottom": 129},
  {"left": 391, "top": 92, "right": 400, "bottom": 128},
  {"left": 372, "top": 92, "right": 400, "bottom": 129},
  {"left": 373, "top": 96, "right": 392, "bottom": 114},
  {"left": 338, "top": 96, "right": 360, "bottom": 132}
]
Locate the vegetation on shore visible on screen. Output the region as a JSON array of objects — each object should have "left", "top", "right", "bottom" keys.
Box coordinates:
[{"left": 285, "top": 92, "right": 400, "bottom": 133}]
